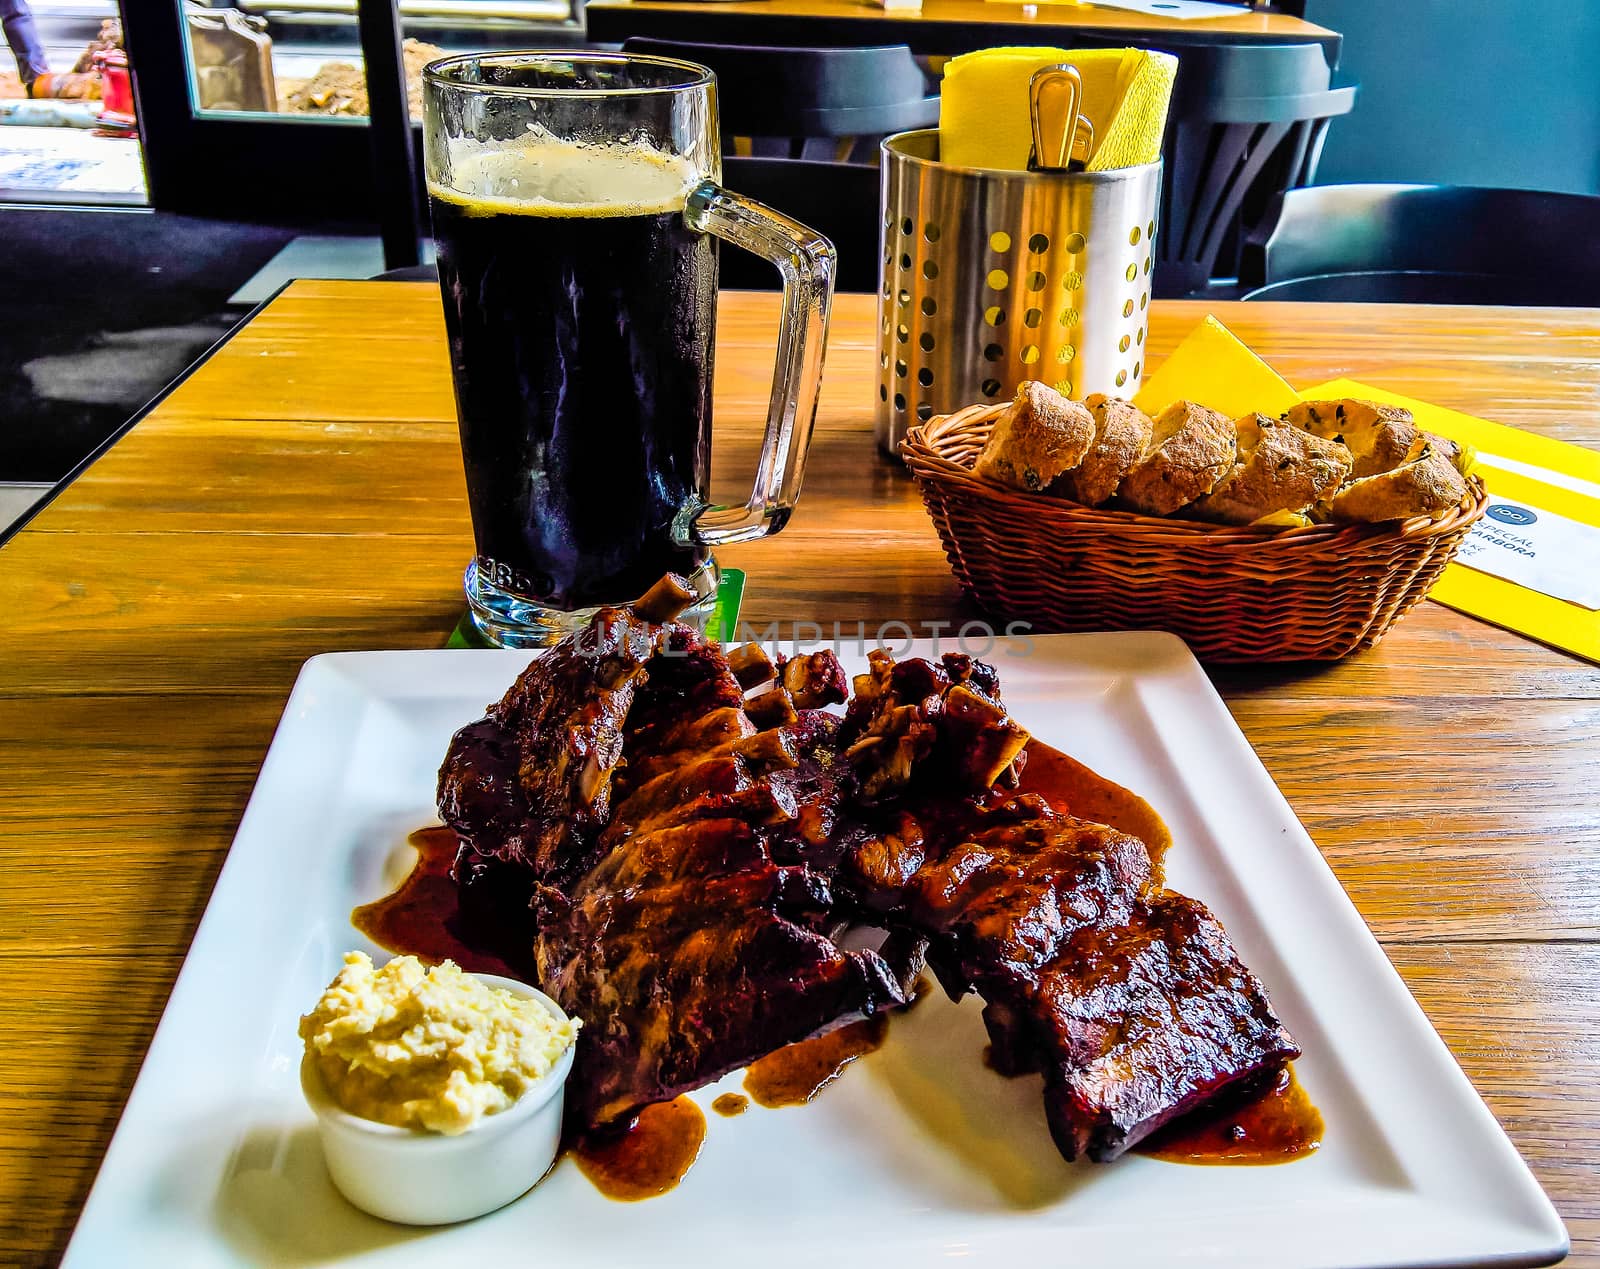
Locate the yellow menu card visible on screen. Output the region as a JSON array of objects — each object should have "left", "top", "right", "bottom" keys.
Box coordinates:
[{"left": 1136, "top": 318, "right": 1600, "bottom": 664}]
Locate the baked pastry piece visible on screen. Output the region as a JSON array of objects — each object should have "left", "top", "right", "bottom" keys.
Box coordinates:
[
  {"left": 1191, "top": 413, "right": 1353, "bottom": 525},
  {"left": 974, "top": 381, "right": 1096, "bottom": 493},
  {"left": 1056, "top": 394, "right": 1155, "bottom": 507},
  {"left": 1428, "top": 432, "right": 1476, "bottom": 476},
  {"left": 1328, "top": 436, "right": 1471, "bottom": 522},
  {"left": 1285, "top": 399, "right": 1418, "bottom": 478},
  {"left": 1117, "top": 400, "right": 1236, "bottom": 516}
]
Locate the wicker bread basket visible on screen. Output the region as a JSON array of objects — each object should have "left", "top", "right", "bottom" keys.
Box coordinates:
[{"left": 902, "top": 402, "right": 1490, "bottom": 662}]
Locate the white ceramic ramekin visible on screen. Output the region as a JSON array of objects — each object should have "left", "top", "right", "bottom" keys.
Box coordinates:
[{"left": 300, "top": 974, "right": 575, "bottom": 1225}]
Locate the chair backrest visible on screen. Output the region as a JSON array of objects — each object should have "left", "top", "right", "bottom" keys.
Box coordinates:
[
  {"left": 1155, "top": 42, "right": 1356, "bottom": 298},
  {"left": 620, "top": 39, "right": 924, "bottom": 289},
  {"left": 1170, "top": 40, "right": 1335, "bottom": 117},
  {"left": 621, "top": 38, "right": 937, "bottom": 159},
  {"left": 716, "top": 156, "right": 880, "bottom": 292},
  {"left": 1241, "top": 183, "right": 1600, "bottom": 305}
]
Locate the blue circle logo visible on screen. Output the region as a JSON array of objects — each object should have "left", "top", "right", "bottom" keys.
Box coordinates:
[{"left": 1487, "top": 504, "right": 1537, "bottom": 526}]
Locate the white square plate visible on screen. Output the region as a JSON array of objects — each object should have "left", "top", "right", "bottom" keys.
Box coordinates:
[{"left": 63, "top": 635, "right": 1567, "bottom": 1268}]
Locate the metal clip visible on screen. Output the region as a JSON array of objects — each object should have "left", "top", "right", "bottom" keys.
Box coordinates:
[{"left": 1028, "top": 64, "right": 1096, "bottom": 173}]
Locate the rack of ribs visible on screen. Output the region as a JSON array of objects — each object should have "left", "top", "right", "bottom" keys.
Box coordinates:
[
  {"left": 839, "top": 649, "right": 1298, "bottom": 1160},
  {"left": 437, "top": 576, "right": 1297, "bottom": 1159}
]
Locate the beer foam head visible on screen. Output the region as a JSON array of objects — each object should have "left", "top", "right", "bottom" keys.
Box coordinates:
[{"left": 430, "top": 135, "right": 700, "bottom": 218}]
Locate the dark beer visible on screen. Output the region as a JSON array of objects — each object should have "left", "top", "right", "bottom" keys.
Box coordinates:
[{"left": 430, "top": 143, "right": 716, "bottom": 613}]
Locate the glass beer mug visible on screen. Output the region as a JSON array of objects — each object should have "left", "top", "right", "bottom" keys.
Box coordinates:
[{"left": 422, "top": 53, "right": 835, "bottom": 647}]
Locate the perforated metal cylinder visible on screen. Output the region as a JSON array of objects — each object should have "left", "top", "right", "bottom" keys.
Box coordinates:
[{"left": 876, "top": 130, "right": 1163, "bottom": 455}]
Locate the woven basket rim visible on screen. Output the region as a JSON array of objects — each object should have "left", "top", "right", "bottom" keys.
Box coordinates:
[{"left": 901, "top": 401, "right": 1490, "bottom": 541}]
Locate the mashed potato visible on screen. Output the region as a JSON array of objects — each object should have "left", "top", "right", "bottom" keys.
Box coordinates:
[{"left": 300, "top": 952, "right": 578, "bottom": 1135}]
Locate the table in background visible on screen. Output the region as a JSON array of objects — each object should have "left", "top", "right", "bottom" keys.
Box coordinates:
[
  {"left": 585, "top": 0, "right": 1340, "bottom": 59},
  {"left": 1, "top": 282, "right": 1595, "bottom": 1265}
]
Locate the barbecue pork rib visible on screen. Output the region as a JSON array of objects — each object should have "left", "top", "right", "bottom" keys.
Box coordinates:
[
  {"left": 438, "top": 601, "right": 663, "bottom": 891},
  {"left": 1028, "top": 891, "right": 1299, "bottom": 1160},
  {"left": 437, "top": 583, "right": 904, "bottom": 1134},
  {"left": 437, "top": 598, "right": 676, "bottom": 959},
  {"left": 841, "top": 652, "right": 1298, "bottom": 1161},
  {"left": 538, "top": 623, "right": 904, "bottom": 1130},
  {"left": 862, "top": 801, "right": 1299, "bottom": 1160}
]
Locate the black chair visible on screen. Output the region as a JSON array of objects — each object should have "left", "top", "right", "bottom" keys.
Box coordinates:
[
  {"left": 1155, "top": 42, "right": 1356, "bottom": 298},
  {"left": 357, "top": 0, "right": 424, "bottom": 272},
  {"left": 718, "top": 156, "right": 880, "bottom": 292},
  {"left": 623, "top": 38, "right": 934, "bottom": 292},
  {"left": 1240, "top": 184, "right": 1600, "bottom": 305},
  {"left": 621, "top": 38, "right": 938, "bottom": 163}
]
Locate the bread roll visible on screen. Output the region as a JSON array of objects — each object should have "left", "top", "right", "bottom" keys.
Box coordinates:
[
  {"left": 1191, "top": 413, "right": 1353, "bottom": 525},
  {"left": 1055, "top": 394, "right": 1155, "bottom": 507},
  {"left": 973, "top": 381, "right": 1096, "bottom": 493},
  {"left": 1116, "top": 400, "right": 1236, "bottom": 516},
  {"left": 1285, "top": 399, "right": 1418, "bottom": 478},
  {"left": 1427, "top": 431, "right": 1476, "bottom": 476},
  {"left": 1327, "top": 437, "right": 1470, "bottom": 522}
]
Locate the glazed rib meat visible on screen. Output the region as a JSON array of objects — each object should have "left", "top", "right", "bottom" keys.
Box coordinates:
[
  {"left": 540, "top": 854, "right": 901, "bottom": 1129},
  {"left": 842, "top": 653, "right": 1298, "bottom": 1161},
  {"left": 437, "top": 583, "right": 903, "bottom": 1134},
  {"left": 539, "top": 625, "right": 903, "bottom": 1130},
  {"left": 438, "top": 602, "right": 666, "bottom": 894},
  {"left": 1028, "top": 892, "right": 1299, "bottom": 1160},
  {"left": 849, "top": 798, "right": 1155, "bottom": 992},
  {"left": 436, "top": 601, "right": 677, "bottom": 960}
]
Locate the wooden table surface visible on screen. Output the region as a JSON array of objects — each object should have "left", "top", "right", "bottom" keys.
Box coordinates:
[
  {"left": 2, "top": 281, "right": 1596, "bottom": 1266},
  {"left": 585, "top": 0, "right": 1339, "bottom": 58}
]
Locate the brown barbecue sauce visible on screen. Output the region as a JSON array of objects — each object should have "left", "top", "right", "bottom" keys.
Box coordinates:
[
  {"left": 350, "top": 826, "right": 522, "bottom": 978},
  {"left": 712, "top": 1093, "right": 750, "bottom": 1118},
  {"left": 743, "top": 1016, "right": 889, "bottom": 1108},
  {"left": 1135, "top": 1064, "right": 1322, "bottom": 1165},
  {"left": 1018, "top": 740, "right": 1172, "bottom": 872},
  {"left": 574, "top": 1096, "right": 707, "bottom": 1200}
]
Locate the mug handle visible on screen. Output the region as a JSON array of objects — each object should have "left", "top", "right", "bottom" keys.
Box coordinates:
[{"left": 680, "top": 179, "right": 836, "bottom": 546}]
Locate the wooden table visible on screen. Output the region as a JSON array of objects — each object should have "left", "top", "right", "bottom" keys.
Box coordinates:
[
  {"left": 585, "top": 0, "right": 1340, "bottom": 60},
  {"left": 2, "top": 281, "right": 1596, "bottom": 1265}
]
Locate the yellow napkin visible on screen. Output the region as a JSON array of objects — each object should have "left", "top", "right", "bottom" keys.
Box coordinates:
[
  {"left": 939, "top": 46, "right": 1177, "bottom": 172},
  {"left": 1133, "top": 315, "right": 1299, "bottom": 420}
]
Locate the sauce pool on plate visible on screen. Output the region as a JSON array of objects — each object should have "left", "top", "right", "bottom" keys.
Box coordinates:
[
  {"left": 743, "top": 1016, "right": 889, "bottom": 1108},
  {"left": 711, "top": 1093, "right": 750, "bottom": 1118},
  {"left": 1018, "top": 740, "right": 1172, "bottom": 872},
  {"left": 574, "top": 1096, "right": 707, "bottom": 1201},
  {"left": 350, "top": 826, "right": 523, "bottom": 978}
]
